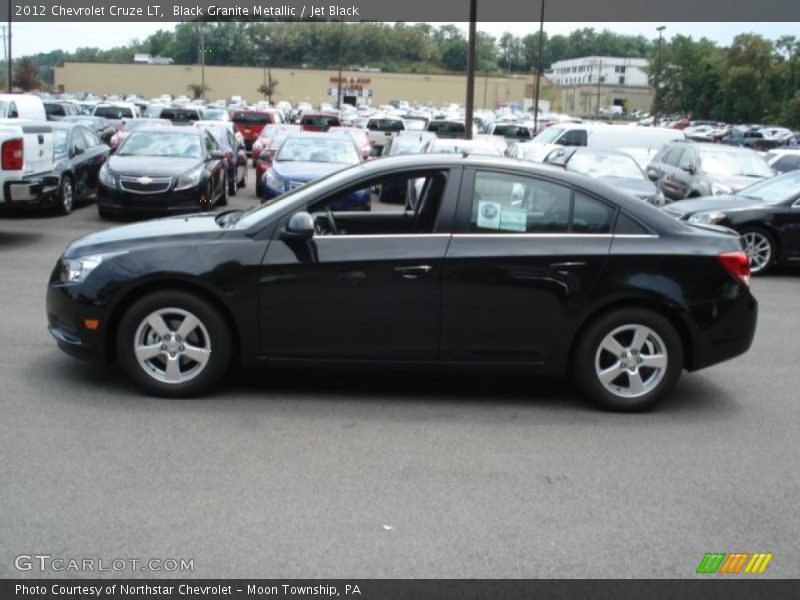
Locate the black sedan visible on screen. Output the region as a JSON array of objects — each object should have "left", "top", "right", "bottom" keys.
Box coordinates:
[
  {"left": 60, "top": 116, "right": 117, "bottom": 145},
  {"left": 50, "top": 123, "right": 110, "bottom": 214},
  {"left": 664, "top": 170, "right": 800, "bottom": 275},
  {"left": 96, "top": 126, "right": 228, "bottom": 219},
  {"left": 47, "top": 155, "right": 757, "bottom": 412}
]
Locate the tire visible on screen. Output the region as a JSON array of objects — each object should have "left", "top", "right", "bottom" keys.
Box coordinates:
[
  {"left": 98, "top": 207, "right": 113, "bottom": 220},
  {"left": 116, "top": 290, "right": 233, "bottom": 397},
  {"left": 740, "top": 227, "right": 776, "bottom": 275},
  {"left": 573, "top": 308, "right": 683, "bottom": 412},
  {"left": 237, "top": 165, "right": 247, "bottom": 189},
  {"left": 57, "top": 176, "right": 75, "bottom": 215},
  {"left": 218, "top": 175, "right": 229, "bottom": 206}
]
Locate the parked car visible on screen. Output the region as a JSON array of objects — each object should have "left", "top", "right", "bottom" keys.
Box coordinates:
[
  {"left": 91, "top": 103, "right": 141, "bottom": 129},
  {"left": 195, "top": 122, "right": 247, "bottom": 194},
  {"left": 646, "top": 142, "right": 774, "bottom": 201},
  {"left": 251, "top": 124, "right": 302, "bottom": 167},
  {"left": 109, "top": 118, "right": 171, "bottom": 150},
  {"left": 484, "top": 122, "right": 534, "bottom": 144},
  {"left": 96, "top": 126, "right": 228, "bottom": 219},
  {"left": 420, "top": 137, "right": 503, "bottom": 157},
  {"left": 158, "top": 106, "right": 203, "bottom": 126},
  {"left": 0, "top": 121, "right": 56, "bottom": 210},
  {"left": 328, "top": 126, "right": 371, "bottom": 161},
  {"left": 366, "top": 116, "right": 406, "bottom": 153},
  {"left": 719, "top": 128, "right": 781, "bottom": 151},
  {"left": 425, "top": 119, "right": 467, "bottom": 140},
  {"left": 232, "top": 110, "right": 276, "bottom": 151},
  {"left": 764, "top": 149, "right": 800, "bottom": 174},
  {"left": 299, "top": 112, "right": 341, "bottom": 132},
  {"left": 44, "top": 101, "right": 80, "bottom": 121},
  {"left": 0, "top": 93, "right": 47, "bottom": 120},
  {"left": 544, "top": 147, "right": 665, "bottom": 206},
  {"left": 61, "top": 116, "right": 116, "bottom": 145},
  {"left": 664, "top": 170, "right": 800, "bottom": 274},
  {"left": 46, "top": 122, "right": 110, "bottom": 214},
  {"left": 261, "top": 133, "right": 367, "bottom": 209},
  {"left": 46, "top": 154, "right": 757, "bottom": 411}
]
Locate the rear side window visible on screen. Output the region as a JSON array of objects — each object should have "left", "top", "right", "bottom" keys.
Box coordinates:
[
  {"left": 615, "top": 212, "right": 649, "bottom": 234},
  {"left": 774, "top": 155, "right": 800, "bottom": 173},
  {"left": 560, "top": 129, "right": 587, "bottom": 146},
  {"left": 572, "top": 193, "right": 615, "bottom": 234}
]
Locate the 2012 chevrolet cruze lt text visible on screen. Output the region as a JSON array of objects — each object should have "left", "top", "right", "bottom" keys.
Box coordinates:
[{"left": 47, "top": 155, "right": 757, "bottom": 411}]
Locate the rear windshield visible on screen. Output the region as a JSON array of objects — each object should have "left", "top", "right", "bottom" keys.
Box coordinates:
[
  {"left": 493, "top": 124, "right": 532, "bottom": 138},
  {"left": 45, "top": 103, "right": 66, "bottom": 116},
  {"left": 368, "top": 119, "right": 405, "bottom": 132},
  {"left": 233, "top": 112, "right": 273, "bottom": 125},
  {"left": 94, "top": 106, "right": 134, "bottom": 119},
  {"left": 302, "top": 116, "right": 341, "bottom": 127},
  {"left": 427, "top": 121, "right": 465, "bottom": 134},
  {"left": 160, "top": 108, "right": 200, "bottom": 122}
]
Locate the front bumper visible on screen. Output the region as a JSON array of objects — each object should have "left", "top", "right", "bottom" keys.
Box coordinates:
[
  {"left": 46, "top": 283, "right": 110, "bottom": 361},
  {"left": 97, "top": 183, "right": 211, "bottom": 217}
]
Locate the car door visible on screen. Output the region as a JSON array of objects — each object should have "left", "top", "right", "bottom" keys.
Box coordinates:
[
  {"left": 203, "top": 131, "right": 224, "bottom": 197},
  {"left": 441, "top": 167, "right": 614, "bottom": 363},
  {"left": 77, "top": 127, "right": 107, "bottom": 198},
  {"left": 258, "top": 167, "right": 461, "bottom": 361},
  {"left": 68, "top": 128, "right": 90, "bottom": 197},
  {"left": 657, "top": 146, "right": 687, "bottom": 200},
  {"left": 672, "top": 146, "right": 697, "bottom": 199}
]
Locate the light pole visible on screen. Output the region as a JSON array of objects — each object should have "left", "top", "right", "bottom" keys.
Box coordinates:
[
  {"left": 653, "top": 25, "right": 666, "bottom": 126},
  {"left": 337, "top": 18, "right": 344, "bottom": 109},
  {"left": 199, "top": 23, "right": 205, "bottom": 102},
  {"left": 464, "top": 0, "right": 477, "bottom": 140},
  {"left": 532, "top": 0, "right": 545, "bottom": 133}
]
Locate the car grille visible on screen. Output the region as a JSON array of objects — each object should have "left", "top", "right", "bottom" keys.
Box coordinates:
[
  {"left": 288, "top": 180, "right": 306, "bottom": 190},
  {"left": 119, "top": 176, "right": 173, "bottom": 194}
]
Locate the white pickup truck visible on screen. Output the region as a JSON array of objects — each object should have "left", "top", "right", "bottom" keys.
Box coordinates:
[{"left": 0, "top": 120, "right": 57, "bottom": 207}]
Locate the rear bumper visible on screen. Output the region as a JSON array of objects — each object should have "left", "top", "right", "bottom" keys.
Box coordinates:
[
  {"left": 686, "top": 292, "right": 758, "bottom": 371},
  {"left": 1, "top": 174, "right": 60, "bottom": 208}
]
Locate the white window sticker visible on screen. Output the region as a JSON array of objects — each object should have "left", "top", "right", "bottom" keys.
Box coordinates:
[
  {"left": 477, "top": 200, "right": 501, "bottom": 230},
  {"left": 499, "top": 207, "right": 527, "bottom": 232}
]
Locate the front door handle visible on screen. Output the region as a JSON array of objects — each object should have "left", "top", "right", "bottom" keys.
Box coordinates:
[{"left": 394, "top": 265, "right": 433, "bottom": 279}]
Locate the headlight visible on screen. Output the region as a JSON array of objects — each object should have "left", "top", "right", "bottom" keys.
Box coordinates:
[
  {"left": 58, "top": 252, "right": 124, "bottom": 283},
  {"left": 688, "top": 211, "right": 726, "bottom": 225},
  {"left": 175, "top": 166, "right": 204, "bottom": 191},
  {"left": 710, "top": 182, "right": 733, "bottom": 195},
  {"left": 98, "top": 164, "right": 116, "bottom": 188},
  {"left": 265, "top": 170, "right": 284, "bottom": 192}
]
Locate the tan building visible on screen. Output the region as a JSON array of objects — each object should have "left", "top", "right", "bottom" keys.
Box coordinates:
[
  {"left": 553, "top": 84, "right": 654, "bottom": 117},
  {"left": 55, "top": 62, "right": 549, "bottom": 109}
]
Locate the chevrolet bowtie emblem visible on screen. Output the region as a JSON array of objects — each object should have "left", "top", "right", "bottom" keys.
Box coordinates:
[{"left": 137, "top": 176, "right": 153, "bottom": 185}]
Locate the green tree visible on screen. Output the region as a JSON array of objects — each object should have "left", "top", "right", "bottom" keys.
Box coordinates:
[{"left": 13, "top": 57, "right": 40, "bottom": 90}]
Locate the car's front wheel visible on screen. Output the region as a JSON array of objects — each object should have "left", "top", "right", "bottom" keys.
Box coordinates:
[
  {"left": 57, "top": 176, "right": 74, "bottom": 215},
  {"left": 741, "top": 227, "right": 775, "bottom": 275},
  {"left": 573, "top": 308, "right": 683, "bottom": 412},
  {"left": 116, "top": 291, "right": 232, "bottom": 397}
]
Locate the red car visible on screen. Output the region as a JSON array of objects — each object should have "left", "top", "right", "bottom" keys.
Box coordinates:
[
  {"left": 251, "top": 124, "right": 301, "bottom": 167},
  {"left": 299, "top": 112, "right": 341, "bottom": 132},
  {"left": 254, "top": 132, "right": 295, "bottom": 197},
  {"left": 231, "top": 110, "right": 276, "bottom": 152}
]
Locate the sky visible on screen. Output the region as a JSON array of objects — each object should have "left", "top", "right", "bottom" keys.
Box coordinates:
[{"left": 6, "top": 22, "right": 800, "bottom": 58}]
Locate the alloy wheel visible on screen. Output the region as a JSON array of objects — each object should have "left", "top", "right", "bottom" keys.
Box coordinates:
[
  {"left": 741, "top": 231, "right": 772, "bottom": 273},
  {"left": 133, "top": 308, "right": 212, "bottom": 384},
  {"left": 594, "top": 324, "right": 668, "bottom": 399}
]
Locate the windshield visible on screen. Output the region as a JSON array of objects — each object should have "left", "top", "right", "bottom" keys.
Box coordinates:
[
  {"left": 204, "top": 109, "right": 229, "bottom": 120},
  {"left": 368, "top": 119, "right": 404, "bottom": 132},
  {"left": 277, "top": 137, "right": 359, "bottom": 164},
  {"left": 233, "top": 112, "right": 272, "bottom": 125},
  {"left": 390, "top": 137, "right": 429, "bottom": 155},
  {"left": 567, "top": 152, "right": 645, "bottom": 180},
  {"left": 302, "top": 116, "right": 340, "bottom": 127},
  {"left": 533, "top": 126, "right": 565, "bottom": 144},
  {"left": 738, "top": 170, "right": 800, "bottom": 203},
  {"left": 698, "top": 149, "right": 773, "bottom": 177},
  {"left": 118, "top": 131, "right": 203, "bottom": 158}
]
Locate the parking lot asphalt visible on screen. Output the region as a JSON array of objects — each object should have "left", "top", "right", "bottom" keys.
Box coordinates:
[{"left": 1, "top": 177, "right": 798, "bottom": 579}]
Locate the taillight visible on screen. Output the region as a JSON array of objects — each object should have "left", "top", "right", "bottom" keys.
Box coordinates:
[
  {"left": 718, "top": 252, "right": 751, "bottom": 286},
  {"left": 2, "top": 138, "right": 23, "bottom": 170}
]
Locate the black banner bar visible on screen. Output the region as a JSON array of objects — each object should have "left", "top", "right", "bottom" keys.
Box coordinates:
[
  {"left": 3, "top": 0, "right": 800, "bottom": 22},
  {"left": 3, "top": 580, "right": 799, "bottom": 600}
]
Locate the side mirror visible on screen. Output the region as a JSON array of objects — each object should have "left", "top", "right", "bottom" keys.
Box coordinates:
[
  {"left": 281, "top": 211, "right": 315, "bottom": 242},
  {"left": 679, "top": 160, "right": 695, "bottom": 174},
  {"left": 210, "top": 150, "right": 225, "bottom": 160},
  {"left": 72, "top": 147, "right": 84, "bottom": 157}
]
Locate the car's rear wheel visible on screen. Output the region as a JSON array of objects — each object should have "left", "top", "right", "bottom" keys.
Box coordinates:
[
  {"left": 741, "top": 228, "right": 775, "bottom": 275},
  {"left": 237, "top": 165, "right": 247, "bottom": 189},
  {"left": 116, "top": 291, "right": 232, "bottom": 397},
  {"left": 218, "top": 175, "right": 229, "bottom": 206},
  {"left": 57, "top": 176, "right": 74, "bottom": 215},
  {"left": 574, "top": 308, "right": 683, "bottom": 412}
]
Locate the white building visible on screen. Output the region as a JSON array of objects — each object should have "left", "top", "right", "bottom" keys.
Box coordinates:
[{"left": 545, "top": 56, "right": 649, "bottom": 88}]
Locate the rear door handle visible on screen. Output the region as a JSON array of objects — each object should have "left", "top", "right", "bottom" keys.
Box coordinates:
[
  {"left": 549, "top": 261, "right": 587, "bottom": 272},
  {"left": 394, "top": 265, "right": 433, "bottom": 279}
]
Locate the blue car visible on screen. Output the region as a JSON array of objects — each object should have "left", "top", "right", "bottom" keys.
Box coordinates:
[{"left": 261, "top": 132, "right": 370, "bottom": 210}]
